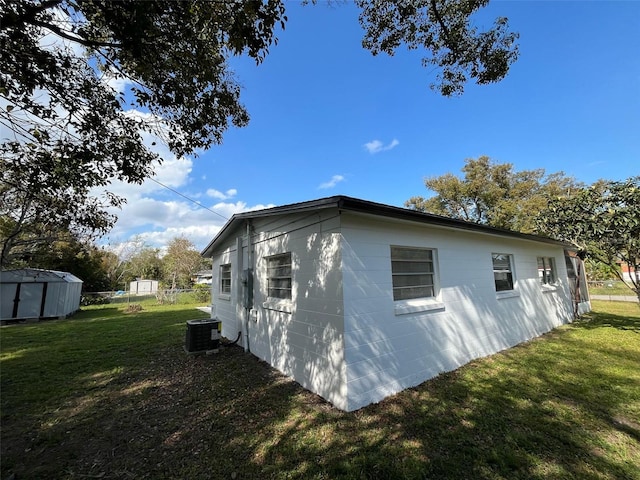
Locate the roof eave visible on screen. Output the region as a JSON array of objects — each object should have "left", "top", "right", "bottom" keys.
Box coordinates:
[{"left": 200, "top": 195, "right": 569, "bottom": 257}]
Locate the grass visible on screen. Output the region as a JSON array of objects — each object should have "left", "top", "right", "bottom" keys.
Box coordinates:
[
  {"left": 1, "top": 299, "right": 639, "bottom": 479},
  {"left": 588, "top": 281, "right": 637, "bottom": 297}
]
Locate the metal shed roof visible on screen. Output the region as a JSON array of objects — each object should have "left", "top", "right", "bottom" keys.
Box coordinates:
[{"left": 0, "top": 268, "right": 83, "bottom": 283}]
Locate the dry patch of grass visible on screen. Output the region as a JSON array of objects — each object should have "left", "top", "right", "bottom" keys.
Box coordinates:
[{"left": 1, "top": 300, "right": 639, "bottom": 479}]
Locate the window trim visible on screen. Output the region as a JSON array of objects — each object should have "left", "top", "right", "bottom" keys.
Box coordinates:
[
  {"left": 219, "top": 263, "right": 231, "bottom": 297},
  {"left": 266, "top": 252, "right": 292, "bottom": 301},
  {"left": 492, "top": 253, "right": 515, "bottom": 293},
  {"left": 390, "top": 245, "right": 438, "bottom": 302}
]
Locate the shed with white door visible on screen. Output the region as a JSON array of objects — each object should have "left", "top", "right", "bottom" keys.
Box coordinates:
[
  {"left": 0, "top": 268, "right": 83, "bottom": 322},
  {"left": 201, "top": 196, "right": 590, "bottom": 411},
  {"left": 129, "top": 279, "right": 159, "bottom": 295}
]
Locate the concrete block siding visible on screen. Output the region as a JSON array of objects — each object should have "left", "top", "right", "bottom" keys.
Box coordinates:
[
  {"left": 204, "top": 197, "right": 582, "bottom": 412},
  {"left": 341, "top": 212, "right": 573, "bottom": 410}
]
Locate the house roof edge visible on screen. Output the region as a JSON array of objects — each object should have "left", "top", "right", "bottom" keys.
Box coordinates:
[{"left": 200, "top": 195, "right": 568, "bottom": 257}]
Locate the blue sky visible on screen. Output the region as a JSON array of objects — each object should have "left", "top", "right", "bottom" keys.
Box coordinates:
[{"left": 103, "top": 1, "right": 639, "bottom": 251}]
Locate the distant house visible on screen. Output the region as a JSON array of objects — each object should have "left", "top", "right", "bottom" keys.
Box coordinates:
[
  {"left": 0, "top": 268, "right": 83, "bottom": 322},
  {"left": 129, "top": 279, "right": 159, "bottom": 295},
  {"left": 193, "top": 270, "right": 213, "bottom": 285},
  {"left": 620, "top": 262, "right": 639, "bottom": 284},
  {"left": 201, "top": 196, "right": 590, "bottom": 412}
]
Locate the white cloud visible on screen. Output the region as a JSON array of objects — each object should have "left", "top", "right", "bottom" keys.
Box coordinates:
[
  {"left": 206, "top": 188, "right": 238, "bottom": 200},
  {"left": 88, "top": 107, "right": 276, "bottom": 252},
  {"left": 90, "top": 108, "right": 194, "bottom": 203},
  {"left": 364, "top": 138, "right": 400, "bottom": 154},
  {"left": 102, "top": 68, "right": 131, "bottom": 95},
  {"left": 38, "top": 8, "right": 86, "bottom": 58},
  {"left": 318, "top": 174, "right": 345, "bottom": 189},
  {"left": 10, "top": 14, "right": 267, "bottom": 254},
  {"left": 103, "top": 196, "right": 276, "bottom": 252}
]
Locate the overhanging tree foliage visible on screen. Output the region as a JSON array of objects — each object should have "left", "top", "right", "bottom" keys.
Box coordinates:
[
  {"left": 406, "top": 156, "right": 581, "bottom": 233},
  {"left": 0, "top": 0, "right": 286, "bottom": 266},
  {"left": 11, "top": 228, "right": 114, "bottom": 291},
  {"left": 1, "top": 0, "right": 518, "bottom": 266},
  {"left": 357, "top": 0, "right": 519, "bottom": 96},
  {"left": 537, "top": 177, "right": 640, "bottom": 301}
]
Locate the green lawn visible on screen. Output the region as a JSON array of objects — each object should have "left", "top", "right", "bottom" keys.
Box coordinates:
[
  {"left": 1, "top": 300, "right": 638, "bottom": 479},
  {"left": 588, "top": 281, "right": 637, "bottom": 296}
]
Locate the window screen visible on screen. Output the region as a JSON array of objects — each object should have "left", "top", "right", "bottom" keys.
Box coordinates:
[
  {"left": 220, "top": 264, "right": 231, "bottom": 294},
  {"left": 492, "top": 253, "right": 514, "bottom": 291},
  {"left": 267, "top": 253, "right": 292, "bottom": 300},
  {"left": 391, "top": 246, "right": 436, "bottom": 301}
]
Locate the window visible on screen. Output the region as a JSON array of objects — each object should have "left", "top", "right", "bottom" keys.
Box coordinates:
[
  {"left": 219, "top": 264, "right": 231, "bottom": 294},
  {"left": 267, "top": 253, "right": 292, "bottom": 300},
  {"left": 492, "top": 253, "right": 514, "bottom": 291},
  {"left": 391, "top": 246, "right": 436, "bottom": 301},
  {"left": 537, "top": 257, "right": 556, "bottom": 285}
]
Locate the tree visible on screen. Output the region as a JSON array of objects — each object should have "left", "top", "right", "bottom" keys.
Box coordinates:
[
  {"left": 357, "top": 0, "right": 519, "bottom": 96},
  {"left": 162, "top": 237, "right": 206, "bottom": 290},
  {"left": 405, "top": 156, "right": 581, "bottom": 233},
  {"left": 99, "top": 236, "right": 147, "bottom": 291},
  {"left": 537, "top": 177, "right": 640, "bottom": 301},
  {"left": 2, "top": 0, "right": 518, "bottom": 265},
  {"left": 127, "top": 247, "right": 163, "bottom": 282},
  {"left": 5, "top": 228, "right": 113, "bottom": 291},
  {"left": 0, "top": 0, "right": 286, "bottom": 266}
]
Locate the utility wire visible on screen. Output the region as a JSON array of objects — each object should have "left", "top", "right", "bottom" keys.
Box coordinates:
[{"left": 148, "top": 177, "right": 229, "bottom": 221}]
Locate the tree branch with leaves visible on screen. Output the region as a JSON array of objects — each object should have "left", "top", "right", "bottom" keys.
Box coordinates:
[
  {"left": 0, "top": 0, "right": 286, "bottom": 267},
  {"left": 537, "top": 177, "right": 640, "bottom": 302},
  {"left": 406, "top": 156, "right": 581, "bottom": 234},
  {"left": 2, "top": 0, "right": 519, "bottom": 267},
  {"left": 357, "top": 0, "right": 519, "bottom": 96}
]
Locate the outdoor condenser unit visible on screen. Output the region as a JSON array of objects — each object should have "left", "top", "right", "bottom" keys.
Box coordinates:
[{"left": 184, "top": 319, "right": 221, "bottom": 354}]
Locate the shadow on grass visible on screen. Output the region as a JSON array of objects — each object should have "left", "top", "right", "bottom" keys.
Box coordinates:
[
  {"left": 573, "top": 310, "right": 640, "bottom": 333},
  {"left": 2, "top": 305, "right": 639, "bottom": 479}
]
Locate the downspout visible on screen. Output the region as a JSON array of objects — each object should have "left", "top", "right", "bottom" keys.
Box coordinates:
[{"left": 244, "top": 220, "right": 253, "bottom": 352}]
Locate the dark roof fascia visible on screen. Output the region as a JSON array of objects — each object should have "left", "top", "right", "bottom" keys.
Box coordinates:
[
  {"left": 335, "top": 196, "right": 568, "bottom": 247},
  {"left": 200, "top": 197, "right": 345, "bottom": 257},
  {"left": 200, "top": 195, "right": 568, "bottom": 257}
]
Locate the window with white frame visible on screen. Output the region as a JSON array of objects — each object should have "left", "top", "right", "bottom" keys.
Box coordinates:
[
  {"left": 492, "top": 253, "right": 514, "bottom": 291},
  {"left": 391, "top": 246, "right": 436, "bottom": 301},
  {"left": 266, "top": 253, "right": 292, "bottom": 300},
  {"left": 537, "top": 257, "right": 556, "bottom": 285},
  {"left": 219, "top": 263, "right": 231, "bottom": 294}
]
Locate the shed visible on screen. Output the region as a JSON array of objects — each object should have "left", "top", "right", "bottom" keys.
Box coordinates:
[
  {"left": 129, "top": 279, "right": 159, "bottom": 295},
  {"left": 0, "top": 268, "right": 83, "bottom": 322},
  {"left": 201, "top": 196, "right": 590, "bottom": 411}
]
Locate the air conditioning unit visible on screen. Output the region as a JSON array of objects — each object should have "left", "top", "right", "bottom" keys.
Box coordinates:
[{"left": 185, "top": 319, "right": 221, "bottom": 354}]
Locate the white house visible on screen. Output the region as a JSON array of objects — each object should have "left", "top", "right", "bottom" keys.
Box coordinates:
[
  {"left": 201, "top": 196, "right": 590, "bottom": 412},
  {"left": 0, "top": 268, "right": 83, "bottom": 322},
  {"left": 193, "top": 270, "right": 213, "bottom": 285}
]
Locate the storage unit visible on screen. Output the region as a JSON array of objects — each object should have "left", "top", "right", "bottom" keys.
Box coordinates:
[
  {"left": 129, "top": 279, "right": 158, "bottom": 295},
  {"left": 185, "top": 319, "right": 221, "bottom": 353},
  {"left": 0, "top": 268, "right": 83, "bottom": 322}
]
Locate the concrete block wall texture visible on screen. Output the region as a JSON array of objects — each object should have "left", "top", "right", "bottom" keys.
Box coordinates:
[{"left": 205, "top": 198, "right": 579, "bottom": 411}]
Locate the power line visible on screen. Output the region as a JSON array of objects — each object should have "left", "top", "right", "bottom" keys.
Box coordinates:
[{"left": 148, "top": 177, "right": 229, "bottom": 221}]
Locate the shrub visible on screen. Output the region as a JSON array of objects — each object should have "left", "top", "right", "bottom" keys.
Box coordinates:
[
  {"left": 80, "top": 294, "right": 110, "bottom": 306},
  {"left": 193, "top": 284, "right": 211, "bottom": 303}
]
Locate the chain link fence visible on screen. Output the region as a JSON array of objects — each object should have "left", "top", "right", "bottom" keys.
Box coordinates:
[{"left": 81, "top": 286, "right": 211, "bottom": 306}]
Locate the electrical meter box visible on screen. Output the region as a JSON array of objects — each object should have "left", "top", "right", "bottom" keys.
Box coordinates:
[{"left": 241, "top": 268, "right": 253, "bottom": 308}]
